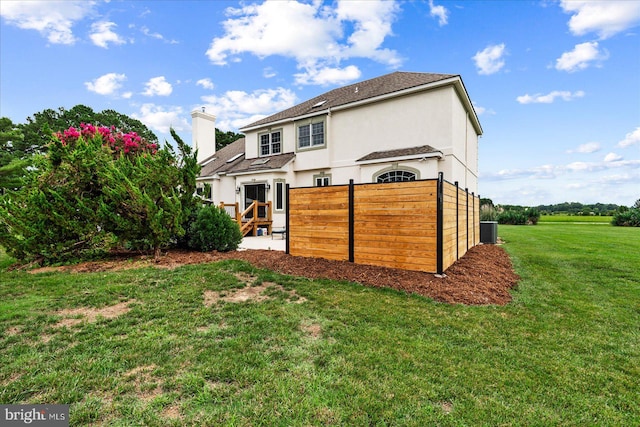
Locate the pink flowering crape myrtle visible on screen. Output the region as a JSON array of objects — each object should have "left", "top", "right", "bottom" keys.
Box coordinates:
[{"left": 55, "top": 123, "right": 158, "bottom": 157}]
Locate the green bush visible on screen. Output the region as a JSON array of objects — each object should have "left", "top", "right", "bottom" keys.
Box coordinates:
[
  {"left": 497, "top": 209, "right": 528, "bottom": 225},
  {"left": 611, "top": 208, "right": 640, "bottom": 227},
  {"left": 480, "top": 204, "right": 497, "bottom": 221},
  {"left": 497, "top": 207, "right": 540, "bottom": 225},
  {"left": 187, "top": 206, "right": 243, "bottom": 252},
  {"left": 527, "top": 207, "right": 540, "bottom": 225}
]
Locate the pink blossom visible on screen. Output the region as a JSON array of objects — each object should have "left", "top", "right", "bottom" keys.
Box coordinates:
[{"left": 53, "top": 123, "right": 157, "bottom": 158}]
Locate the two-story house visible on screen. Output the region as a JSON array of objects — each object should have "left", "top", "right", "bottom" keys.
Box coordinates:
[{"left": 194, "top": 71, "right": 482, "bottom": 231}]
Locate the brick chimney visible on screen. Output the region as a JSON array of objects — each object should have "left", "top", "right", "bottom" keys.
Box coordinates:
[{"left": 190, "top": 108, "right": 216, "bottom": 163}]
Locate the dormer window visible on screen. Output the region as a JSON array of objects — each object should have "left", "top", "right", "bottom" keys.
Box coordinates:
[{"left": 259, "top": 129, "right": 282, "bottom": 156}]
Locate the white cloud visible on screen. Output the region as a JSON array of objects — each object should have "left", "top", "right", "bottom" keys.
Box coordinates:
[
  {"left": 263, "top": 67, "right": 277, "bottom": 78},
  {"left": 142, "top": 76, "right": 173, "bottom": 97},
  {"left": 604, "top": 152, "right": 623, "bottom": 162},
  {"left": 618, "top": 127, "right": 640, "bottom": 148},
  {"left": 472, "top": 43, "right": 506, "bottom": 75},
  {"left": 196, "top": 78, "right": 215, "bottom": 90},
  {"left": 90, "top": 21, "right": 126, "bottom": 48},
  {"left": 429, "top": 0, "right": 448, "bottom": 26},
  {"left": 140, "top": 26, "right": 178, "bottom": 44},
  {"left": 516, "top": 90, "right": 585, "bottom": 104},
  {"left": 598, "top": 173, "right": 637, "bottom": 185},
  {"left": 294, "top": 65, "right": 362, "bottom": 86},
  {"left": 131, "top": 104, "right": 190, "bottom": 134},
  {"left": 0, "top": 0, "right": 95, "bottom": 45},
  {"left": 566, "top": 183, "right": 588, "bottom": 190},
  {"left": 560, "top": 0, "right": 640, "bottom": 39},
  {"left": 483, "top": 158, "right": 640, "bottom": 181},
  {"left": 201, "top": 87, "right": 297, "bottom": 130},
  {"left": 567, "top": 142, "right": 601, "bottom": 154},
  {"left": 84, "top": 73, "right": 126, "bottom": 96},
  {"left": 334, "top": 0, "right": 401, "bottom": 65},
  {"left": 205, "top": 0, "right": 400, "bottom": 86},
  {"left": 472, "top": 102, "right": 495, "bottom": 116},
  {"left": 555, "top": 42, "right": 608, "bottom": 72}
]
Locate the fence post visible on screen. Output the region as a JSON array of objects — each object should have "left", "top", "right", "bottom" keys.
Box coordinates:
[
  {"left": 436, "top": 172, "right": 444, "bottom": 275},
  {"left": 455, "top": 181, "right": 459, "bottom": 261},
  {"left": 465, "top": 188, "right": 469, "bottom": 252},
  {"left": 348, "top": 179, "right": 355, "bottom": 263},
  {"left": 285, "top": 184, "right": 290, "bottom": 254},
  {"left": 472, "top": 192, "right": 475, "bottom": 246}
]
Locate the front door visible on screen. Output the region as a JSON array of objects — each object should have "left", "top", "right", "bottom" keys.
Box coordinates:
[{"left": 244, "top": 184, "right": 267, "bottom": 219}]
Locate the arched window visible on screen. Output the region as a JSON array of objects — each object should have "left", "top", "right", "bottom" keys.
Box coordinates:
[{"left": 376, "top": 170, "right": 417, "bottom": 183}]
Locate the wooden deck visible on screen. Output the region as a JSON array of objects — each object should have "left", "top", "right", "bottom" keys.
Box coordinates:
[{"left": 220, "top": 201, "right": 272, "bottom": 237}]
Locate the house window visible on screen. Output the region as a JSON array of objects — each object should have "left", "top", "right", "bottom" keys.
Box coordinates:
[
  {"left": 298, "top": 120, "right": 325, "bottom": 149},
  {"left": 376, "top": 170, "right": 417, "bottom": 183},
  {"left": 314, "top": 174, "right": 331, "bottom": 187},
  {"left": 259, "top": 130, "right": 282, "bottom": 156},
  {"left": 274, "top": 180, "right": 285, "bottom": 211}
]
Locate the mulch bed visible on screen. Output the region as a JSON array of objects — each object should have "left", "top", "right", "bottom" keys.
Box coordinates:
[{"left": 28, "top": 244, "right": 519, "bottom": 306}]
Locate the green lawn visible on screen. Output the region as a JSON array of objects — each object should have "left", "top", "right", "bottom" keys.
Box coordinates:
[
  {"left": 539, "top": 214, "right": 613, "bottom": 223},
  {"left": 1, "top": 223, "right": 638, "bottom": 426}
]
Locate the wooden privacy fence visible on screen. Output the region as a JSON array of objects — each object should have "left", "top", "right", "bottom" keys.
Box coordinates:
[{"left": 286, "top": 173, "right": 480, "bottom": 274}]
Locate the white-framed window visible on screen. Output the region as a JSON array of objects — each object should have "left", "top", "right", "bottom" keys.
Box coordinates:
[
  {"left": 376, "top": 170, "right": 417, "bottom": 183},
  {"left": 314, "top": 174, "right": 331, "bottom": 187},
  {"left": 298, "top": 120, "right": 325, "bottom": 149},
  {"left": 259, "top": 129, "right": 282, "bottom": 156},
  {"left": 274, "top": 180, "right": 286, "bottom": 211}
]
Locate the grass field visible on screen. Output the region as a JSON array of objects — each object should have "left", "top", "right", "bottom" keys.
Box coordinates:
[
  {"left": 538, "top": 214, "right": 613, "bottom": 223},
  {"left": 1, "top": 223, "right": 639, "bottom": 426}
]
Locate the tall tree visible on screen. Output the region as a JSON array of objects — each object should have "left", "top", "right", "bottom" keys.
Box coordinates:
[
  {"left": 215, "top": 128, "right": 243, "bottom": 151},
  {"left": 0, "top": 117, "right": 29, "bottom": 193},
  {"left": 19, "top": 105, "right": 158, "bottom": 155}
]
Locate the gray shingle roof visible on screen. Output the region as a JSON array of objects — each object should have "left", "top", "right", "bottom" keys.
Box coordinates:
[
  {"left": 356, "top": 145, "right": 443, "bottom": 162},
  {"left": 240, "top": 71, "right": 456, "bottom": 130},
  {"left": 198, "top": 137, "right": 295, "bottom": 177},
  {"left": 198, "top": 138, "right": 245, "bottom": 177},
  {"left": 226, "top": 152, "right": 295, "bottom": 175}
]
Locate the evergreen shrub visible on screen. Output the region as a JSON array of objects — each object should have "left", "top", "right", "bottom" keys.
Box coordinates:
[{"left": 187, "top": 206, "right": 243, "bottom": 252}]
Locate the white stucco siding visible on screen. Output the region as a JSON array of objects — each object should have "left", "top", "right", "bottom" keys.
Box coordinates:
[
  {"left": 451, "top": 91, "right": 469, "bottom": 161},
  {"left": 443, "top": 101, "right": 479, "bottom": 192},
  {"left": 466, "top": 114, "right": 479, "bottom": 179},
  {"left": 357, "top": 159, "right": 439, "bottom": 184},
  {"left": 293, "top": 146, "right": 331, "bottom": 171},
  {"left": 329, "top": 87, "right": 455, "bottom": 166},
  {"left": 439, "top": 155, "right": 477, "bottom": 192},
  {"left": 217, "top": 176, "right": 237, "bottom": 205},
  {"left": 191, "top": 110, "right": 217, "bottom": 164}
]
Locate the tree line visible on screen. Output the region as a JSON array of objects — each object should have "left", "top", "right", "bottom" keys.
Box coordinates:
[
  {"left": 535, "top": 202, "right": 622, "bottom": 216},
  {"left": 480, "top": 198, "right": 640, "bottom": 227}
]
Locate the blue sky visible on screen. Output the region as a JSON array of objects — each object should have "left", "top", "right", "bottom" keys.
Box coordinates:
[{"left": 1, "top": 0, "right": 639, "bottom": 206}]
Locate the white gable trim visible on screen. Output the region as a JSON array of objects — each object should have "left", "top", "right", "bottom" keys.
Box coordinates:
[{"left": 356, "top": 151, "right": 443, "bottom": 165}]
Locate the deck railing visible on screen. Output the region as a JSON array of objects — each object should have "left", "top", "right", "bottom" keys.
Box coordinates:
[{"left": 220, "top": 201, "right": 272, "bottom": 237}]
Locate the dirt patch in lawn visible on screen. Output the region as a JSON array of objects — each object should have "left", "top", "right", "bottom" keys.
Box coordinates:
[
  {"left": 26, "top": 244, "right": 518, "bottom": 305},
  {"left": 302, "top": 322, "right": 322, "bottom": 340},
  {"left": 5, "top": 326, "right": 21, "bottom": 336},
  {"left": 53, "top": 300, "right": 135, "bottom": 328},
  {"left": 204, "top": 280, "right": 307, "bottom": 306}
]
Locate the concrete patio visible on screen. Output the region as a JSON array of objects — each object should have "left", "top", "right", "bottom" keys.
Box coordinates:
[{"left": 238, "top": 235, "right": 286, "bottom": 251}]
